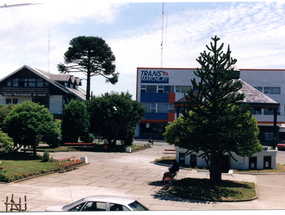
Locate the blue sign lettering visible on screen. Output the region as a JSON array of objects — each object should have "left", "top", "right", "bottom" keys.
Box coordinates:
[{"left": 141, "top": 70, "right": 169, "bottom": 83}]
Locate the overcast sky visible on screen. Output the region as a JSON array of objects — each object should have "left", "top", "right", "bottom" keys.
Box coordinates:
[{"left": 0, "top": 0, "right": 284, "bottom": 98}]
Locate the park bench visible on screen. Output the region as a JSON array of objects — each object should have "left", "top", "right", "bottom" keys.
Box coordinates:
[
  {"left": 57, "top": 156, "right": 82, "bottom": 173},
  {"left": 163, "top": 172, "right": 178, "bottom": 190},
  {"left": 65, "top": 143, "right": 97, "bottom": 151},
  {"left": 163, "top": 149, "right": 176, "bottom": 154}
]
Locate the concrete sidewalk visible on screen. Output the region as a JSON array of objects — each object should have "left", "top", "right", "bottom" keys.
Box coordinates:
[{"left": 1, "top": 142, "right": 285, "bottom": 211}]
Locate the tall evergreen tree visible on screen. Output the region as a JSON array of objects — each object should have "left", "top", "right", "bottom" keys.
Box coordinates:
[
  {"left": 58, "top": 36, "right": 119, "bottom": 100},
  {"left": 165, "top": 36, "right": 262, "bottom": 186}
]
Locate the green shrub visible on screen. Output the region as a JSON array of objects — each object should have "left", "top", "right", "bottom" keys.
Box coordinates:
[
  {"left": 0, "top": 169, "right": 8, "bottom": 182},
  {"left": 41, "top": 151, "right": 50, "bottom": 162}
]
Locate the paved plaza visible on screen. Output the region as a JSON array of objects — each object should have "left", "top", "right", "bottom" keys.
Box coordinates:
[{"left": 1, "top": 141, "right": 285, "bottom": 212}]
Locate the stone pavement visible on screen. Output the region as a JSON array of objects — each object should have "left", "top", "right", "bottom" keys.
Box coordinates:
[{"left": 1, "top": 141, "right": 285, "bottom": 211}]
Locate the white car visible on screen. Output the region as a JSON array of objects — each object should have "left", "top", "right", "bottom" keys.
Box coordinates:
[{"left": 45, "top": 195, "right": 149, "bottom": 211}]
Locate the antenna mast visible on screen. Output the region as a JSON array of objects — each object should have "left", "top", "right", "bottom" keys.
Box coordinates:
[
  {"left": 161, "top": 2, "right": 164, "bottom": 68},
  {"left": 48, "top": 29, "right": 50, "bottom": 73}
]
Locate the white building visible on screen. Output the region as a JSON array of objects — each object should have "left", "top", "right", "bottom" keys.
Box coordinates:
[
  {"left": 136, "top": 67, "right": 281, "bottom": 170},
  {"left": 240, "top": 69, "right": 285, "bottom": 141}
]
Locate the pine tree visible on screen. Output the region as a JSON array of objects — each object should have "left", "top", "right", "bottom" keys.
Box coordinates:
[{"left": 164, "top": 36, "right": 262, "bottom": 186}]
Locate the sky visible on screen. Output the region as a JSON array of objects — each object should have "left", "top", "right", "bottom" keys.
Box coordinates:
[{"left": 0, "top": 0, "right": 285, "bottom": 98}]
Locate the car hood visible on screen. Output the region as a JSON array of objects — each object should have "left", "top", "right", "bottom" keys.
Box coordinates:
[{"left": 45, "top": 204, "right": 65, "bottom": 211}]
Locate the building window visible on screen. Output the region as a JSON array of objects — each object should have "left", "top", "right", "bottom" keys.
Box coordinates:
[
  {"left": 6, "top": 98, "right": 18, "bottom": 105},
  {"left": 176, "top": 86, "right": 181, "bottom": 93},
  {"left": 142, "top": 103, "right": 150, "bottom": 112},
  {"left": 28, "top": 78, "right": 36, "bottom": 87},
  {"left": 157, "top": 85, "right": 174, "bottom": 93},
  {"left": 146, "top": 85, "right": 157, "bottom": 93},
  {"left": 181, "top": 86, "right": 191, "bottom": 93},
  {"left": 12, "top": 78, "right": 19, "bottom": 87},
  {"left": 164, "top": 86, "right": 174, "bottom": 93},
  {"left": 176, "top": 86, "right": 191, "bottom": 93},
  {"left": 158, "top": 103, "right": 168, "bottom": 113},
  {"left": 264, "top": 109, "right": 274, "bottom": 115},
  {"left": 168, "top": 104, "right": 174, "bottom": 113},
  {"left": 264, "top": 132, "right": 274, "bottom": 142},
  {"left": 37, "top": 79, "right": 44, "bottom": 87},
  {"left": 254, "top": 87, "right": 262, "bottom": 92},
  {"left": 158, "top": 85, "right": 164, "bottom": 93},
  {"left": 264, "top": 87, "right": 280, "bottom": 94},
  {"left": 141, "top": 85, "right": 146, "bottom": 93},
  {"left": 7, "top": 80, "right": 11, "bottom": 86},
  {"left": 150, "top": 103, "right": 156, "bottom": 113},
  {"left": 250, "top": 109, "right": 262, "bottom": 115}
]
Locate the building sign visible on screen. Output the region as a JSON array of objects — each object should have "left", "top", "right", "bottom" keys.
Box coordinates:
[
  {"left": 2, "top": 92, "right": 47, "bottom": 97},
  {"left": 141, "top": 70, "right": 169, "bottom": 83}
]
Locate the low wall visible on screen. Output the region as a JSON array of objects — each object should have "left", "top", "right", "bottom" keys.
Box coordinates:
[{"left": 175, "top": 147, "right": 277, "bottom": 170}]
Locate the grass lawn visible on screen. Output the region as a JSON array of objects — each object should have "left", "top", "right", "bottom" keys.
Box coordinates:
[
  {"left": 0, "top": 152, "right": 59, "bottom": 182},
  {"left": 155, "top": 156, "right": 285, "bottom": 201},
  {"left": 171, "top": 178, "right": 256, "bottom": 201}
]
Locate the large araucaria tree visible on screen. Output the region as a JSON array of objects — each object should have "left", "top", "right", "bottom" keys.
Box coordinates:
[
  {"left": 164, "top": 36, "right": 263, "bottom": 186},
  {"left": 58, "top": 36, "right": 119, "bottom": 100}
]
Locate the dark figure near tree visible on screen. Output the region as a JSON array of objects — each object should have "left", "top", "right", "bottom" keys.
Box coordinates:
[{"left": 162, "top": 159, "right": 179, "bottom": 181}]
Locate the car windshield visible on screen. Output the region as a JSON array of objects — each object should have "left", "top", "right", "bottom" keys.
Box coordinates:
[
  {"left": 128, "top": 201, "right": 149, "bottom": 211},
  {"left": 62, "top": 198, "right": 85, "bottom": 210}
]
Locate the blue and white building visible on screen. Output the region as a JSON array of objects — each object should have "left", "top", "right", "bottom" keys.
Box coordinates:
[{"left": 136, "top": 67, "right": 284, "bottom": 170}]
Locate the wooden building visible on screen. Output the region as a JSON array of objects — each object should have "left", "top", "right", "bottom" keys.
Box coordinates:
[{"left": 0, "top": 65, "right": 86, "bottom": 117}]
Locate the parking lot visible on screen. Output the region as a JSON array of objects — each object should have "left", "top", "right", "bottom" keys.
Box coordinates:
[{"left": 1, "top": 141, "right": 285, "bottom": 211}]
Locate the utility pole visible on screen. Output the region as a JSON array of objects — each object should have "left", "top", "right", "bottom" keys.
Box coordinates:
[{"left": 161, "top": 2, "right": 164, "bottom": 68}]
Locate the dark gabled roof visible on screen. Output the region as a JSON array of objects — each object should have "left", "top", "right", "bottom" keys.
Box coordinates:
[
  {"left": 175, "top": 79, "right": 279, "bottom": 109},
  {"left": 0, "top": 65, "right": 86, "bottom": 101},
  {"left": 235, "top": 79, "right": 279, "bottom": 108}
]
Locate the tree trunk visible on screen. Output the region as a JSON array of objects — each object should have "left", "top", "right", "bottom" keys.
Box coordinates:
[
  {"left": 32, "top": 143, "right": 37, "bottom": 158},
  {"left": 209, "top": 156, "right": 222, "bottom": 186},
  {"left": 86, "top": 70, "right": 91, "bottom": 101}
]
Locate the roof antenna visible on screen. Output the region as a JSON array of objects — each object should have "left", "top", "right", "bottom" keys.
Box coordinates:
[
  {"left": 161, "top": 2, "right": 164, "bottom": 68},
  {"left": 48, "top": 29, "right": 50, "bottom": 73}
]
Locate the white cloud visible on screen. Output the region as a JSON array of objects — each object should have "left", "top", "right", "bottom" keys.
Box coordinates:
[
  {"left": 0, "top": 1, "right": 285, "bottom": 97},
  {"left": 108, "top": 1, "right": 285, "bottom": 83},
  {"left": 0, "top": 1, "right": 126, "bottom": 76}
]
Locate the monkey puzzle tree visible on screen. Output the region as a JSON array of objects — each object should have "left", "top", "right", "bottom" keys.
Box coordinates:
[
  {"left": 164, "top": 36, "right": 262, "bottom": 186},
  {"left": 58, "top": 36, "right": 119, "bottom": 100}
]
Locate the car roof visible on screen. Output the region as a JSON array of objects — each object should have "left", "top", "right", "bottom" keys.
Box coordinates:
[{"left": 82, "top": 195, "right": 135, "bottom": 205}]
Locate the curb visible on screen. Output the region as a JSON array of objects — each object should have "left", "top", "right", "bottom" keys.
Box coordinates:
[{"left": 169, "top": 190, "right": 258, "bottom": 202}]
